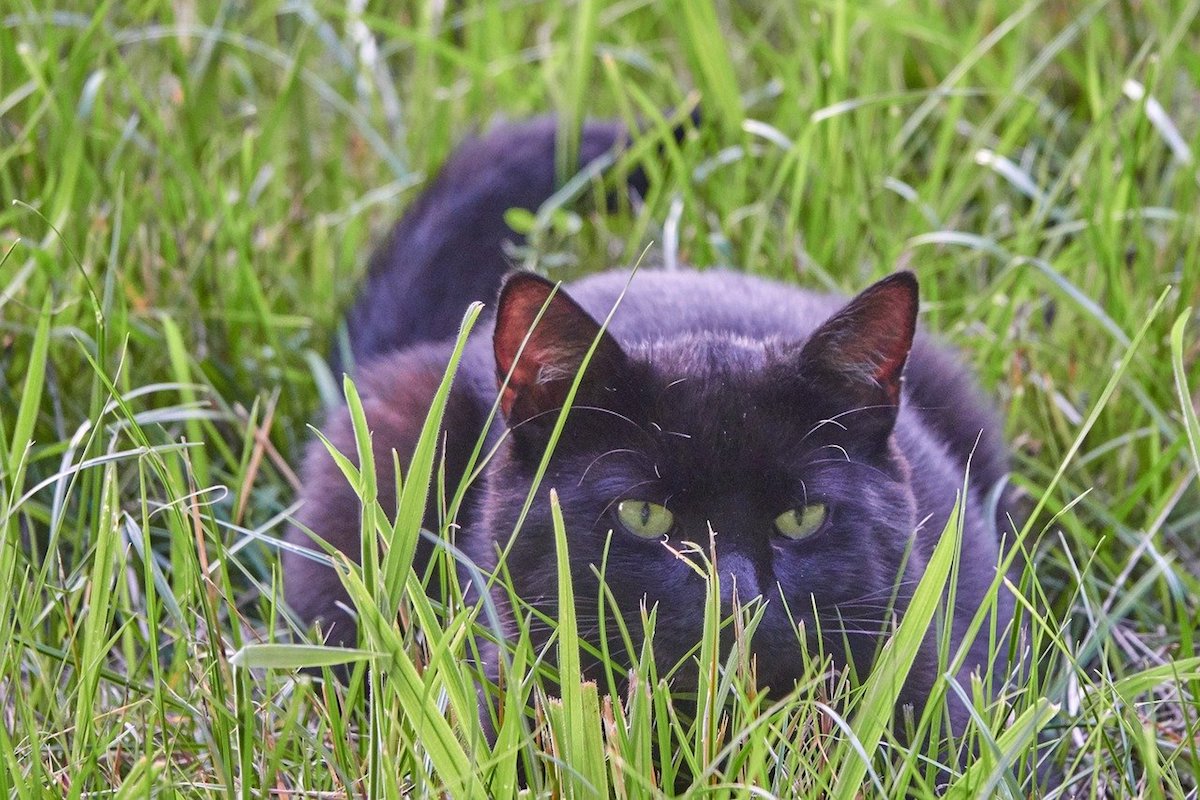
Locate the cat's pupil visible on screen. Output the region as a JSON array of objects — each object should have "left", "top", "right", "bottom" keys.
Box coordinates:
[{"left": 638, "top": 502, "right": 651, "bottom": 526}]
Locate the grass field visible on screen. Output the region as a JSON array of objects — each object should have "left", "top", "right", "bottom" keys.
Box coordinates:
[{"left": 3, "top": 0, "right": 1200, "bottom": 796}]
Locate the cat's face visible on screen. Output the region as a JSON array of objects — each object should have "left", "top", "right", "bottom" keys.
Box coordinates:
[{"left": 484, "top": 273, "right": 920, "bottom": 690}]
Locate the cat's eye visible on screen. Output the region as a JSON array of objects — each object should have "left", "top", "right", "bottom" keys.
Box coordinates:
[
  {"left": 774, "top": 503, "right": 828, "bottom": 540},
  {"left": 616, "top": 500, "right": 675, "bottom": 538}
]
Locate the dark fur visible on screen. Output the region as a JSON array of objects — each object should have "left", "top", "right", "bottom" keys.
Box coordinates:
[
  {"left": 340, "top": 117, "right": 650, "bottom": 369},
  {"left": 283, "top": 118, "right": 1015, "bottom": 735}
]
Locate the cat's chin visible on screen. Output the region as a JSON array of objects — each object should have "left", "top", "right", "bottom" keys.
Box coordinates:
[{"left": 555, "top": 602, "right": 845, "bottom": 695}]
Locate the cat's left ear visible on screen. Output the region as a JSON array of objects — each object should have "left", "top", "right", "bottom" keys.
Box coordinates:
[
  {"left": 493, "top": 272, "right": 628, "bottom": 427},
  {"left": 794, "top": 271, "right": 918, "bottom": 421}
]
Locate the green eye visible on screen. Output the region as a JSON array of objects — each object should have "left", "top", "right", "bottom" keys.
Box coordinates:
[
  {"left": 616, "top": 500, "right": 675, "bottom": 538},
  {"left": 774, "top": 503, "right": 828, "bottom": 540}
]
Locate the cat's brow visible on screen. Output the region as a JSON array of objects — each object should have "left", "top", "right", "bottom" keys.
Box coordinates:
[
  {"left": 801, "top": 457, "right": 894, "bottom": 483},
  {"left": 796, "top": 402, "right": 896, "bottom": 448},
  {"left": 574, "top": 405, "right": 656, "bottom": 444},
  {"left": 505, "top": 403, "right": 654, "bottom": 446},
  {"left": 647, "top": 376, "right": 691, "bottom": 409},
  {"left": 579, "top": 448, "right": 648, "bottom": 484}
]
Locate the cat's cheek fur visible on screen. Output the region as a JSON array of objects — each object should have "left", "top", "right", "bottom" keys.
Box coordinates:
[{"left": 477, "top": 463, "right": 704, "bottom": 679}]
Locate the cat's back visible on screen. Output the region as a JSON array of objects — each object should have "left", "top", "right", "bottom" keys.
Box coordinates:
[{"left": 565, "top": 269, "right": 838, "bottom": 342}]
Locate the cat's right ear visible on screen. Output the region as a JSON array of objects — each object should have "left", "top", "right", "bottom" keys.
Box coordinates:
[
  {"left": 493, "top": 273, "right": 627, "bottom": 426},
  {"left": 792, "top": 271, "right": 918, "bottom": 438}
]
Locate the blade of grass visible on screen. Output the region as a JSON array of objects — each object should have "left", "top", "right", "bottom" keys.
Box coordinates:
[
  {"left": 381, "top": 301, "right": 482, "bottom": 618},
  {"left": 548, "top": 488, "right": 610, "bottom": 798},
  {"left": 1169, "top": 310, "right": 1200, "bottom": 485},
  {"left": 67, "top": 462, "right": 122, "bottom": 800},
  {"left": 230, "top": 643, "right": 378, "bottom": 669},
  {"left": 556, "top": 0, "right": 599, "bottom": 184},
  {"left": 335, "top": 554, "right": 483, "bottom": 798},
  {"left": 944, "top": 697, "right": 1059, "bottom": 799},
  {"left": 830, "top": 493, "right": 964, "bottom": 800},
  {"left": 674, "top": 0, "right": 744, "bottom": 138}
]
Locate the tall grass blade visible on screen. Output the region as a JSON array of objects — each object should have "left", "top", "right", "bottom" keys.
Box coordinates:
[
  {"left": 557, "top": 0, "right": 600, "bottom": 184},
  {"left": 1170, "top": 310, "right": 1200, "bottom": 485},
  {"left": 548, "top": 488, "right": 610, "bottom": 798},
  {"left": 674, "top": 0, "right": 744, "bottom": 137},
  {"left": 382, "top": 301, "right": 482, "bottom": 615},
  {"left": 944, "top": 697, "right": 1059, "bottom": 799},
  {"left": 336, "top": 558, "right": 482, "bottom": 798},
  {"left": 830, "top": 493, "right": 964, "bottom": 800}
]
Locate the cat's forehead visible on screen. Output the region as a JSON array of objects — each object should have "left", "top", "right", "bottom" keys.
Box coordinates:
[
  {"left": 622, "top": 332, "right": 810, "bottom": 461},
  {"left": 630, "top": 331, "right": 776, "bottom": 379}
]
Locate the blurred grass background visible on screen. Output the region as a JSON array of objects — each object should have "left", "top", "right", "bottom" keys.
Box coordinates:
[{"left": 1, "top": 0, "right": 1199, "bottom": 795}]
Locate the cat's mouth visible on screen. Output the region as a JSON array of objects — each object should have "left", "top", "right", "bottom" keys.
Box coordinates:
[{"left": 633, "top": 585, "right": 895, "bottom": 692}]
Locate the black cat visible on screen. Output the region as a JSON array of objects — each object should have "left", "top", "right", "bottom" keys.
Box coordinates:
[{"left": 282, "top": 116, "right": 1015, "bottom": 735}]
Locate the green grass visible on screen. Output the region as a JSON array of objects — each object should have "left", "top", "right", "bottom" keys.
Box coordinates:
[{"left": 2, "top": 0, "right": 1200, "bottom": 795}]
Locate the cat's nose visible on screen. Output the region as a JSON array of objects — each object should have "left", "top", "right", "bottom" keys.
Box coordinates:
[{"left": 716, "top": 551, "right": 762, "bottom": 605}]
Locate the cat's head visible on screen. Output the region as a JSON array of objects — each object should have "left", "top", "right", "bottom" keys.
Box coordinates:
[{"left": 483, "top": 271, "right": 921, "bottom": 689}]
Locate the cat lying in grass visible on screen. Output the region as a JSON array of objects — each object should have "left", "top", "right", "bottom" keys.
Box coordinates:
[{"left": 283, "top": 116, "right": 1016, "bottom": 736}]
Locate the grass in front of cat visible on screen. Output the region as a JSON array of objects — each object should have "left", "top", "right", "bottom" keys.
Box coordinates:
[{"left": 2, "top": 0, "right": 1199, "bottom": 797}]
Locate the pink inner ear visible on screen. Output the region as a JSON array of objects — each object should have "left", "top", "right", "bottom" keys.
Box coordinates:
[
  {"left": 849, "top": 274, "right": 917, "bottom": 402},
  {"left": 494, "top": 275, "right": 559, "bottom": 418},
  {"left": 492, "top": 272, "right": 624, "bottom": 423},
  {"left": 865, "top": 289, "right": 916, "bottom": 376},
  {"left": 495, "top": 277, "right": 553, "bottom": 366},
  {"left": 802, "top": 272, "right": 918, "bottom": 406}
]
